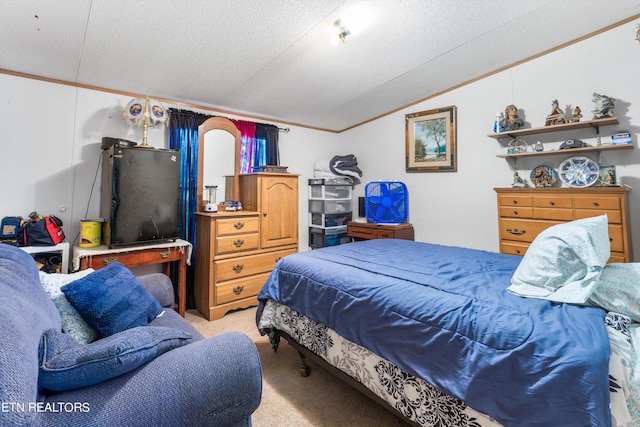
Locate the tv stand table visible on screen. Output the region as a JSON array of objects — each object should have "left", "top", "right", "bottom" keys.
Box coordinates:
[{"left": 72, "top": 239, "right": 192, "bottom": 317}]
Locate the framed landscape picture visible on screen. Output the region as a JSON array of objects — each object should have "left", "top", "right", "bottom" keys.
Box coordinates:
[{"left": 405, "top": 106, "right": 457, "bottom": 172}]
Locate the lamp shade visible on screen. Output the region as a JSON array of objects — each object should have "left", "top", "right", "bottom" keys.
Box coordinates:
[{"left": 123, "top": 96, "right": 167, "bottom": 147}]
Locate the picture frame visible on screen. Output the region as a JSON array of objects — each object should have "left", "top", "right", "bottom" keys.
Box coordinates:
[
  {"left": 596, "top": 165, "right": 617, "bottom": 186},
  {"left": 406, "top": 106, "right": 457, "bottom": 172}
]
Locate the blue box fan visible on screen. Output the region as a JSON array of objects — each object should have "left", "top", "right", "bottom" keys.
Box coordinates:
[{"left": 364, "top": 181, "right": 408, "bottom": 224}]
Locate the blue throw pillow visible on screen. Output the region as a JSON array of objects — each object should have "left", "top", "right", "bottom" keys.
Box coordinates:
[
  {"left": 39, "top": 326, "right": 193, "bottom": 391},
  {"left": 61, "top": 262, "right": 164, "bottom": 337}
]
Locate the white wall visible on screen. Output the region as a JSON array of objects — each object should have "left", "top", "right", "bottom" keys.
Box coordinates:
[
  {"left": 342, "top": 21, "right": 640, "bottom": 260},
  {"left": 0, "top": 76, "right": 341, "bottom": 251},
  {"left": 1, "top": 21, "right": 639, "bottom": 261}
]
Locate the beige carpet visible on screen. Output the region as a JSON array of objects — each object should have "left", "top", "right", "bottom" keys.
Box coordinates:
[{"left": 186, "top": 307, "right": 410, "bottom": 427}]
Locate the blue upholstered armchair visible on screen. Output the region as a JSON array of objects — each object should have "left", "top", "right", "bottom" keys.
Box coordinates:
[{"left": 0, "top": 243, "right": 262, "bottom": 427}]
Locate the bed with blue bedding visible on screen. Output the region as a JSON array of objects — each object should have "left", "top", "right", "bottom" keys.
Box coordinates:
[{"left": 257, "top": 228, "right": 640, "bottom": 426}]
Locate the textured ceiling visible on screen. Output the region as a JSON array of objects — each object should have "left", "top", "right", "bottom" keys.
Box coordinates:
[{"left": 1, "top": 0, "right": 639, "bottom": 132}]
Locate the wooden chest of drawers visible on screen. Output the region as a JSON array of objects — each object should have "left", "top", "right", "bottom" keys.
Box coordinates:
[
  {"left": 495, "top": 188, "right": 632, "bottom": 263},
  {"left": 347, "top": 222, "right": 415, "bottom": 241},
  {"left": 195, "top": 173, "right": 299, "bottom": 320}
]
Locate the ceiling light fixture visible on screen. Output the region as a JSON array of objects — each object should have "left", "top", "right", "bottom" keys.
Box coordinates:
[{"left": 329, "top": 19, "right": 350, "bottom": 45}]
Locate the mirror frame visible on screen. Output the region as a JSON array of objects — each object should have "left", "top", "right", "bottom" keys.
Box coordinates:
[{"left": 197, "top": 117, "right": 241, "bottom": 213}]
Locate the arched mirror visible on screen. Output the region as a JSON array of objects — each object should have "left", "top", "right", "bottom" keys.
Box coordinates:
[{"left": 197, "top": 117, "right": 241, "bottom": 213}]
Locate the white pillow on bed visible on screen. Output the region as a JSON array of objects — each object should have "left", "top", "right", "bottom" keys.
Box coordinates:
[{"left": 507, "top": 215, "right": 610, "bottom": 304}]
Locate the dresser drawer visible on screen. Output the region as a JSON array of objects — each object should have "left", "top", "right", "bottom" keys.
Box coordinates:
[
  {"left": 499, "top": 206, "right": 533, "bottom": 219},
  {"left": 500, "top": 242, "right": 529, "bottom": 257},
  {"left": 534, "top": 208, "right": 573, "bottom": 221},
  {"left": 498, "top": 219, "right": 561, "bottom": 243},
  {"left": 347, "top": 225, "right": 378, "bottom": 239},
  {"left": 574, "top": 209, "right": 622, "bottom": 224},
  {"left": 609, "top": 225, "right": 624, "bottom": 253},
  {"left": 215, "top": 273, "right": 270, "bottom": 304},
  {"left": 216, "top": 233, "right": 259, "bottom": 255},
  {"left": 498, "top": 195, "right": 532, "bottom": 207},
  {"left": 532, "top": 195, "right": 572, "bottom": 208},
  {"left": 215, "top": 249, "right": 296, "bottom": 282},
  {"left": 216, "top": 217, "right": 259, "bottom": 236},
  {"left": 573, "top": 196, "right": 620, "bottom": 211}
]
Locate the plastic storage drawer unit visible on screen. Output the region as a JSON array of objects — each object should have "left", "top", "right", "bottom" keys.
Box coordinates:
[
  {"left": 309, "top": 212, "right": 352, "bottom": 227},
  {"left": 309, "top": 226, "right": 350, "bottom": 248},
  {"left": 309, "top": 199, "right": 352, "bottom": 214},
  {"left": 309, "top": 185, "right": 352, "bottom": 200}
]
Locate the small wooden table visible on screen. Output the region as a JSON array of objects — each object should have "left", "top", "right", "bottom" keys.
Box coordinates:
[
  {"left": 73, "top": 239, "right": 192, "bottom": 317},
  {"left": 347, "top": 221, "right": 415, "bottom": 241}
]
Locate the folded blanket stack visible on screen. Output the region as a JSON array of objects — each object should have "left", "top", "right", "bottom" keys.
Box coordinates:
[{"left": 313, "top": 154, "right": 362, "bottom": 184}]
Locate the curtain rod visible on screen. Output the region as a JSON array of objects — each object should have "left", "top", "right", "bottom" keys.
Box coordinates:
[{"left": 278, "top": 127, "right": 290, "bottom": 133}]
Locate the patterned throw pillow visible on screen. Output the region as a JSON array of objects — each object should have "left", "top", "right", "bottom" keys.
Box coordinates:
[
  {"left": 39, "top": 270, "right": 99, "bottom": 344},
  {"left": 589, "top": 263, "right": 640, "bottom": 322}
]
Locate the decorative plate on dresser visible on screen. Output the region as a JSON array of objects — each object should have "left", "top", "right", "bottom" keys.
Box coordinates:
[
  {"left": 558, "top": 156, "right": 599, "bottom": 188},
  {"left": 530, "top": 165, "right": 557, "bottom": 187}
]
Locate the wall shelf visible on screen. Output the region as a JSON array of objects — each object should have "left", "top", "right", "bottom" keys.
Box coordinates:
[
  {"left": 487, "top": 117, "right": 619, "bottom": 140},
  {"left": 496, "top": 143, "right": 633, "bottom": 159}
]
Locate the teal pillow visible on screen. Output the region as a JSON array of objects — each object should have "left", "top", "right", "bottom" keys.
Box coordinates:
[
  {"left": 507, "top": 215, "right": 610, "bottom": 303},
  {"left": 61, "top": 262, "right": 164, "bottom": 337},
  {"left": 38, "top": 326, "right": 193, "bottom": 391},
  {"left": 589, "top": 263, "right": 640, "bottom": 321}
]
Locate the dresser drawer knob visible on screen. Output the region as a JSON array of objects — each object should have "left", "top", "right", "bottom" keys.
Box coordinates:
[
  {"left": 512, "top": 200, "right": 518, "bottom": 205},
  {"left": 232, "top": 264, "right": 244, "bottom": 273},
  {"left": 506, "top": 228, "right": 526, "bottom": 235},
  {"left": 159, "top": 250, "right": 171, "bottom": 259},
  {"left": 593, "top": 202, "right": 600, "bottom": 207},
  {"left": 234, "top": 222, "right": 245, "bottom": 229},
  {"left": 549, "top": 201, "right": 555, "bottom": 206},
  {"left": 233, "top": 285, "right": 244, "bottom": 295},
  {"left": 515, "top": 249, "right": 522, "bottom": 254},
  {"left": 513, "top": 210, "right": 518, "bottom": 215},
  {"left": 233, "top": 239, "right": 245, "bottom": 247}
]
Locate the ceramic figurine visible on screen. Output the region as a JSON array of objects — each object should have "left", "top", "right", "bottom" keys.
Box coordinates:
[
  {"left": 592, "top": 93, "right": 615, "bottom": 119},
  {"left": 534, "top": 141, "right": 544, "bottom": 152},
  {"left": 545, "top": 100, "right": 569, "bottom": 126},
  {"left": 511, "top": 171, "right": 527, "bottom": 188},
  {"left": 572, "top": 106, "right": 583, "bottom": 122},
  {"left": 502, "top": 105, "right": 524, "bottom": 131}
]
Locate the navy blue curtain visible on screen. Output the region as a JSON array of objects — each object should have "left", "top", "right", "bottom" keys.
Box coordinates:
[
  {"left": 254, "top": 123, "right": 280, "bottom": 168},
  {"left": 168, "top": 108, "right": 211, "bottom": 309}
]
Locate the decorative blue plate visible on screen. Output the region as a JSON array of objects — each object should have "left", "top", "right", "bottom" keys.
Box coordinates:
[
  {"left": 558, "top": 156, "right": 599, "bottom": 188},
  {"left": 530, "top": 165, "right": 557, "bottom": 187}
]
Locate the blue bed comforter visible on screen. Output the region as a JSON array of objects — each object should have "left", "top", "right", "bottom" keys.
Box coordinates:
[{"left": 257, "top": 239, "right": 610, "bottom": 427}]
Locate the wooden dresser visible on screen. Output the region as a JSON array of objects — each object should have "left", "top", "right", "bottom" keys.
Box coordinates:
[
  {"left": 495, "top": 187, "right": 632, "bottom": 263},
  {"left": 347, "top": 221, "right": 415, "bottom": 241},
  {"left": 195, "top": 173, "right": 298, "bottom": 320}
]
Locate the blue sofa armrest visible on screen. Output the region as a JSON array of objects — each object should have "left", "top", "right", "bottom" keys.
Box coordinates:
[
  {"left": 137, "top": 273, "right": 175, "bottom": 308},
  {"left": 35, "top": 332, "right": 262, "bottom": 427}
]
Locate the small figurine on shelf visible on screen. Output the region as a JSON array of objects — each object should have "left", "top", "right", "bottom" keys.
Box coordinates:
[
  {"left": 545, "top": 100, "right": 569, "bottom": 126},
  {"left": 572, "top": 106, "right": 583, "bottom": 122},
  {"left": 534, "top": 141, "right": 544, "bottom": 152},
  {"left": 493, "top": 111, "right": 505, "bottom": 133},
  {"left": 502, "top": 105, "right": 524, "bottom": 131},
  {"left": 511, "top": 171, "right": 527, "bottom": 188},
  {"left": 592, "top": 93, "right": 615, "bottom": 119}
]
